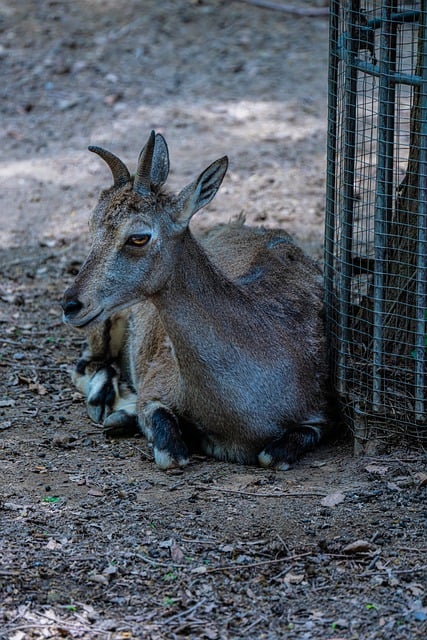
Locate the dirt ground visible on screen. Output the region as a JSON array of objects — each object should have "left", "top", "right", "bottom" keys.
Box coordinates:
[{"left": 0, "top": 1, "right": 426, "bottom": 639}]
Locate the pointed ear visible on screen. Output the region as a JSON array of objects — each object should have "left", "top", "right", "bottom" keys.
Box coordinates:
[
  {"left": 151, "top": 133, "right": 170, "bottom": 191},
  {"left": 175, "top": 156, "right": 228, "bottom": 224}
]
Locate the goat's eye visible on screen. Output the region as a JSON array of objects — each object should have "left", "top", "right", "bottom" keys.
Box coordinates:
[{"left": 126, "top": 234, "right": 151, "bottom": 247}]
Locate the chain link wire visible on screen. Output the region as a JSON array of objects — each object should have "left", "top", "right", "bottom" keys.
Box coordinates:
[{"left": 325, "top": 1, "right": 426, "bottom": 450}]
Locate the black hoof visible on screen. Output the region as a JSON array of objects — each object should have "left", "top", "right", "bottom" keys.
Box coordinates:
[
  {"left": 258, "top": 426, "right": 321, "bottom": 470},
  {"left": 152, "top": 407, "right": 189, "bottom": 469},
  {"left": 103, "top": 410, "right": 139, "bottom": 437}
]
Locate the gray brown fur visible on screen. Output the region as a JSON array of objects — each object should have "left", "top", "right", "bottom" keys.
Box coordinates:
[{"left": 62, "top": 132, "right": 330, "bottom": 470}]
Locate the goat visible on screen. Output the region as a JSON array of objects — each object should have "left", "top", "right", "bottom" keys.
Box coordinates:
[{"left": 62, "top": 131, "right": 331, "bottom": 470}]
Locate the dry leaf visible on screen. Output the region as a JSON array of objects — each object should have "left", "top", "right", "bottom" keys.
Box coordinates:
[
  {"left": 284, "top": 573, "right": 305, "bottom": 585},
  {"left": 28, "top": 382, "right": 48, "bottom": 395},
  {"left": 365, "top": 464, "right": 389, "bottom": 476},
  {"left": 320, "top": 492, "right": 346, "bottom": 508},
  {"left": 415, "top": 472, "right": 427, "bottom": 488},
  {"left": 171, "top": 542, "right": 184, "bottom": 563},
  {"left": 34, "top": 465, "right": 48, "bottom": 474},
  {"left": 88, "top": 488, "right": 104, "bottom": 497},
  {"left": 342, "top": 539, "right": 374, "bottom": 554},
  {"left": 89, "top": 573, "right": 109, "bottom": 585},
  {"left": 191, "top": 565, "right": 208, "bottom": 574},
  {"left": 46, "top": 538, "right": 62, "bottom": 550},
  {"left": 0, "top": 399, "right": 15, "bottom": 407}
]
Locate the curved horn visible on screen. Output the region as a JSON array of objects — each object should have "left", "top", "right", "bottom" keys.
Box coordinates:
[
  {"left": 133, "top": 130, "right": 156, "bottom": 197},
  {"left": 88, "top": 146, "right": 131, "bottom": 188}
]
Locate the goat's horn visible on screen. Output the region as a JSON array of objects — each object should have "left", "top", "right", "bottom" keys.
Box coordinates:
[
  {"left": 133, "top": 130, "right": 156, "bottom": 197},
  {"left": 88, "top": 146, "right": 131, "bottom": 188}
]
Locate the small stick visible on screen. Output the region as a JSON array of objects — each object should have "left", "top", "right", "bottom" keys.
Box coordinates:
[
  {"left": 195, "top": 484, "right": 326, "bottom": 498},
  {"left": 204, "top": 551, "right": 312, "bottom": 574},
  {"left": 163, "top": 598, "right": 207, "bottom": 624}
]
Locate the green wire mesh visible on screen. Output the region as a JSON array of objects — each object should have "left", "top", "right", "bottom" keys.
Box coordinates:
[{"left": 325, "top": 1, "right": 427, "bottom": 451}]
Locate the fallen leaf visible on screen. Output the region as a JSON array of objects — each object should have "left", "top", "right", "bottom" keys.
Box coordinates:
[
  {"left": 68, "top": 475, "right": 86, "bottom": 485},
  {"left": 320, "top": 492, "right": 346, "bottom": 508},
  {"left": 103, "top": 564, "right": 118, "bottom": 581},
  {"left": 386, "top": 481, "right": 401, "bottom": 492},
  {"left": 342, "top": 540, "right": 374, "bottom": 554},
  {"left": 415, "top": 472, "right": 427, "bottom": 488},
  {"left": 159, "top": 539, "right": 173, "bottom": 549},
  {"left": 0, "top": 399, "right": 15, "bottom": 407},
  {"left": 28, "top": 382, "right": 48, "bottom": 395},
  {"left": 332, "top": 618, "right": 349, "bottom": 629},
  {"left": 88, "top": 488, "right": 104, "bottom": 497},
  {"left": 191, "top": 565, "right": 208, "bottom": 574},
  {"left": 34, "top": 465, "right": 48, "bottom": 474},
  {"left": 46, "top": 538, "right": 62, "bottom": 550},
  {"left": 408, "top": 583, "right": 425, "bottom": 597},
  {"left": 284, "top": 573, "right": 305, "bottom": 585},
  {"left": 89, "top": 573, "right": 109, "bottom": 585},
  {"left": 171, "top": 541, "right": 184, "bottom": 563},
  {"left": 365, "top": 464, "right": 389, "bottom": 476},
  {"left": 52, "top": 432, "right": 77, "bottom": 448}
]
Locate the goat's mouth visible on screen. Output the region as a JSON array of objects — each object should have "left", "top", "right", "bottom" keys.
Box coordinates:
[{"left": 63, "top": 307, "right": 105, "bottom": 328}]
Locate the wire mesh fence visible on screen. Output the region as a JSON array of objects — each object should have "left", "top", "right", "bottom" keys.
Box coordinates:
[{"left": 325, "top": 0, "right": 426, "bottom": 451}]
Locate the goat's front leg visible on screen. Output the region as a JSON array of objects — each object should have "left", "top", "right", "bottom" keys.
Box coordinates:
[
  {"left": 140, "top": 401, "right": 189, "bottom": 469},
  {"left": 72, "top": 312, "right": 133, "bottom": 425}
]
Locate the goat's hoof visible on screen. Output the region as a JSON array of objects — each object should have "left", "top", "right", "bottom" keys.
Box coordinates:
[
  {"left": 258, "top": 450, "right": 291, "bottom": 471},
  {"left": 103, "top": 410, "right": 139, "bottom": 437},
  {"left": 258, "top": 425, "right": 321, "bottom": 470},
  {"left": 153, "top": 446, "right": 189, "bottom": 470},
  {"left": 151, "top": 405, "right": 189, "bottom": 469},
  {"left": 86, "top": 367, "right": 119, "bottom": 423}
]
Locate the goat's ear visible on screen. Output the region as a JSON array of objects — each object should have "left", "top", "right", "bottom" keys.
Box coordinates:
[
  {"left": 151, "top": 133, "right": 170, "bottom": 190},
  {"left": 175, "top": 156, "right": 228, "bottom": 224}
]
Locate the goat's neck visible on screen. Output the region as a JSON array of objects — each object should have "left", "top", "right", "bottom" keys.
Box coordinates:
[{"left": 151, "top": 230, "right": 252, "bottom": 357}]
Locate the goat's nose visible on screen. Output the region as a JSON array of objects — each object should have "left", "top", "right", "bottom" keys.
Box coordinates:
[{"left": 61, "top": 294, "right": 83, "bottom": 317}]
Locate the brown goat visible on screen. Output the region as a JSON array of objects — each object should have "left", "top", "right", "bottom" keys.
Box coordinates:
[{"left": 62, "top": 131, "right": 331, "bottom": 469}]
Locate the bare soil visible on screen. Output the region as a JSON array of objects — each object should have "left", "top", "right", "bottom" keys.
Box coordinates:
[{"left": 0, "top": 1, "right": 426, "bottom": 639}]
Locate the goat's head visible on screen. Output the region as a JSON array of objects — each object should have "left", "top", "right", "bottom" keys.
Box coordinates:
[{"left": 62, "top": 131, "right": 228, "bottom": 327}]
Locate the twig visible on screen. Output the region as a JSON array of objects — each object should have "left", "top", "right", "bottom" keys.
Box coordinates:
[
  {"left": 135, "top": 553, "right": 188, "bottom": 569},
  {"left": 181, "top": 537, "right": 219, "bottom": 545},
  {"left": 359, "top": 563, "right": 427, "bottom": 578},
  {"left": 0, "top": 338, "right": 29, "bottom": 347},
  {"left": 241, "top": 616, "right": 268, "bottom": 635},
  {"left": 204, "top": 551, "right": 311, "bottom": 574},
  {"left": 163, "top": 598, "right": 207, "bottom": 624},
  {"left": 130, "top": 443, "right": 153, "bottom": 460},
  {"left": 0, "top": 621, "right": 111, "bottom": 637},
  {"left": 234, "top": 0, "right": 329, "bottom": 16},
  {"left": 195, "top": 484, "right": 326, "bottom": 498}
]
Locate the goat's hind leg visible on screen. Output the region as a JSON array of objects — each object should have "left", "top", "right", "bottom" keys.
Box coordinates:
[{"left": 258, "top": 424, "right": 322, "bottom": 470}]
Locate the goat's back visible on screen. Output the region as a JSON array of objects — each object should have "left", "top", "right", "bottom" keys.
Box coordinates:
[{"left": 201, "top": 219, "right": 324, "bottom": 327}]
